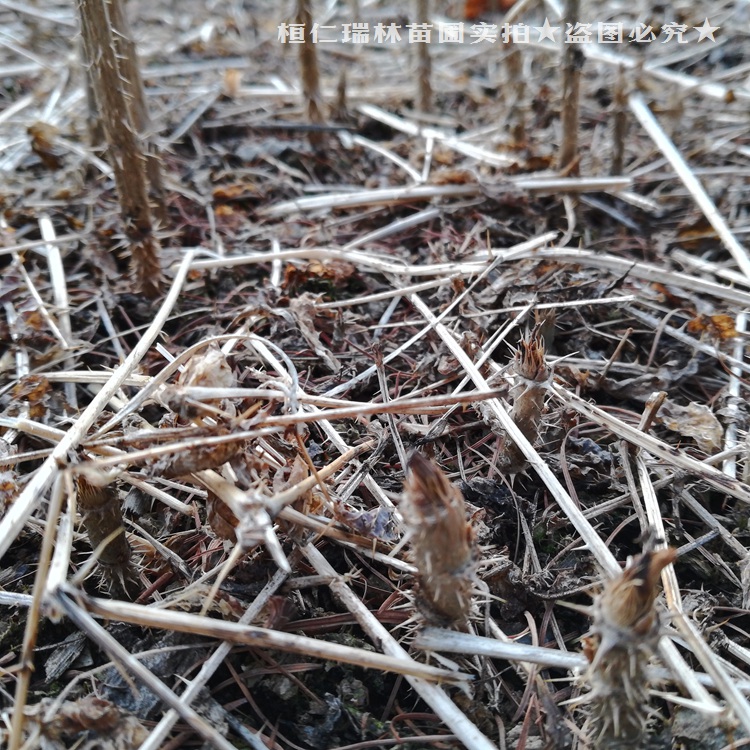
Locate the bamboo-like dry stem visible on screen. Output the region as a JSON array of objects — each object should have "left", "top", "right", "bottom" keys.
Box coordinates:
[
  {"left": 80, "top": 35, "right": 104, "bottom": 147},
  {"left": 407, "top": 292, "right": 717, "bottom": 708},
  {"left": 302, "top": 543, "right": 497, "bottom": 750},
  {"left": 189, "top": 233, "right": 558, "bottom": 276},
  {"left": 4, "top": 4, "right": 750, "bottom": 746},
  {"left": 533, "top": 247, "right": 750, "bottom": 306},
  {"left": 357, "top": 102, "right": 516, "bottom": 165},
  {"left": 137, "top": 569, "right": 288, "bottom": 750},
  {"left": 261, "top": 178, "right": 631, "bottom": 217},
  {"left": 550, "top": 384, "right": 750, "bottom": 505},
  {"left": 415, "top": 627, "right": 587, "bottom": 671},
  {"left": 62, "top": 589, "right": 471, "bottom": 685},
  {"left": 106, "top": 0, "right": 167, "bottom": 223},
  {"left": 55, "top": 589, "right": 240, "bottom": 750},
  {"left": 629, "top": 93, "right": 750, "bottom": 281},
  {"left": 8, "top": 477, "right": 66, "bottom": 750}
]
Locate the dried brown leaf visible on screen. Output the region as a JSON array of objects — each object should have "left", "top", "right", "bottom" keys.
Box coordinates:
[
  {"left": 656, "top": 400, "right": 723, "bottom": 454},
  {"left": 206, "top": 489, "right": 239, "bottom": 542},
  {"left": 686, "top": 313, "right": 738, "bottom": 340},
  {"left": 20, "top": 695, "right": 148, "bottom": 749},
  {"left": 27, "top": 121, "right": 63, "bottom": 170}
]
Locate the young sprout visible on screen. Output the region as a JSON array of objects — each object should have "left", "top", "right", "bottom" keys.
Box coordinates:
[
  {"left": 400, "top": 452, "right": 475, "bottom": 627},
  {"left": 77, "top": 475, "right": 139, "bottom": 599},
  {"left": 580, "top": 546, "right": 676, "bottom": 747},
  {"left": 498, "top": 328, "right": 551, "bottom": 472}
]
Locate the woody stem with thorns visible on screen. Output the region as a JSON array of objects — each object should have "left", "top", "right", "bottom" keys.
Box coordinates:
[{"left": 77, "top": 0, "right": 163, "bottom": 297}]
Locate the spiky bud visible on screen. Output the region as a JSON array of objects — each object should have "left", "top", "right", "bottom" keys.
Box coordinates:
[
  {"left": 400, "top": 453, "right": 475, "bottom": 627},
  {"left": 580, "top": 547, "right": 676, "bottom": 748}
]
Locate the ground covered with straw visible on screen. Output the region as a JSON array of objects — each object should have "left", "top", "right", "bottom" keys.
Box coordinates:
[{"left": 2, "top": 1, "right": 750, "bottom": 748}]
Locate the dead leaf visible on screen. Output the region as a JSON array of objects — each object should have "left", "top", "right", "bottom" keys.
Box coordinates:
[
  {"left": 28, "top": 121, "right": 63, "bottom": 170},
  {"left": 334, "top": 501, "right": 400, "bottom": 542},
  {"left": 206, "top": 489, "right": 239, "bottom": 541},
  {"left": 20, "top": 695, "right": 148, "bottom": 749},
  {"left": 146, "top": 428, "right": 247, "bottom": 478},
  {"left": 283, "top": 259, "right": 357, "bottom": 288},
  {"left": 222, "top": 68, "right": 242, "bottom": 98},
  {"left": 12, "top": 375, "right": 51, "bottom": 420},
  {"left": 213, "top": 183, "right": 259, "bottom": 201},
  {"left": 686, "top": 314, "right": 738, "bottom": 340},
  {"left": 160, "top": 343, "right": 237, "bottom": 418},
  {"left": 463, "top": 0, "right": 516, "bottom": 19},
  {"left": 656, "top": 400, "right": 723, "bottom": 454}
]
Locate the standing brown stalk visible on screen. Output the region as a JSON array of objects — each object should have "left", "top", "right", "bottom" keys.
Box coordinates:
[
  {"left": 77, "top": 0, "right": 163, "bottom": 298},
  {"left": 505, "top": 43, "right": 526, "bottom": 144},
  {"left": 296, "top": 0, "right": 324, "bottom": 148},
  {"left": 81, "top": 38, "right": 104, "bottom": 148},
  {"left": 106, "top": 0, "right": 167, "bottom": 223},
  {"left": 611, "top": 65, "right": 628, "bottom": 176},
  {"left": 415, "top": 0, "right": 432, "bottom": 112},
  {"left": 558, "top": 0, "right": 582, "bottom": 174}
]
